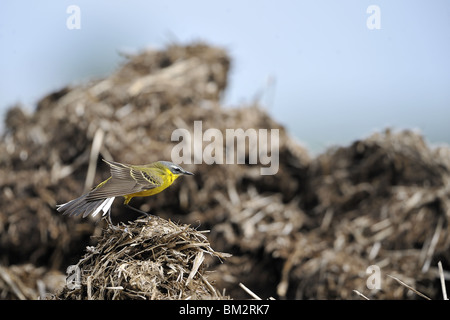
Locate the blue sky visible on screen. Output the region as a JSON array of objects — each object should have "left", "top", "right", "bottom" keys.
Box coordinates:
[{"left": 1, "top": 1, "right": 450, "bottom": 153}]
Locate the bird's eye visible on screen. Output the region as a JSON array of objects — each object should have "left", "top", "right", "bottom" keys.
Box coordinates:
[{"left": 172, "top": 166, "right": 181, "bottom": 173}]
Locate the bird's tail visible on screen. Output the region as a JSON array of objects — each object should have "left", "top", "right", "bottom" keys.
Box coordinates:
[{"left": 57, "top": 193, "right": 115, "bottom": 218}]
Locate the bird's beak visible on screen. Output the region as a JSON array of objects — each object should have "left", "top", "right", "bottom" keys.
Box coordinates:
[{"left": 183, "top": 170, "right": 194, "bottom": 176}]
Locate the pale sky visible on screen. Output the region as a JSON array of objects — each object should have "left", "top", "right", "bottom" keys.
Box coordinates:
[{"left": 1, "top": 1, "right": 449, "bottom": 153}]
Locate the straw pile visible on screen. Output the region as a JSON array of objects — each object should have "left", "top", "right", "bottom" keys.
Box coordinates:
[
  {"left": 295, "top": 129, "right": 450, "bottom": 299},
  {"left": 1, "top": 42, "right": 449, "bottom": 300},
  {"left": 211, "top": 129, "right": 450, "bottom": 299},
  {"left": 57, "top": 217, "right": 230, "bottom": 300}
]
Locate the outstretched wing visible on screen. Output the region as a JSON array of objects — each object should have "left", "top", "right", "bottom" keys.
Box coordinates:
[{"left": 85, "top": 159, "right": 163, "bottom": 201}]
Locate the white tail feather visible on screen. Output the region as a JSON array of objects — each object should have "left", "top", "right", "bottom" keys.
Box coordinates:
[
  {"left": 91, "top": 197, "right": 115, "bottom": 217},
  {"left": 102, "top": 197, "right": 115, "bottom": 216}
]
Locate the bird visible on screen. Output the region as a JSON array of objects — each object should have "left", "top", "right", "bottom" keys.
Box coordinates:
[{"left": 56, "top": 159, "right": 194, "bottom": 222}]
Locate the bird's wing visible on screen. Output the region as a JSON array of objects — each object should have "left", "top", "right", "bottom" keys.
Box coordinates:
[
  {"left": 85, "top": 159, "right": 163, "bottom": 201},
  {"left": 130, "top": 165, "right": 164, "bottom": 186}
]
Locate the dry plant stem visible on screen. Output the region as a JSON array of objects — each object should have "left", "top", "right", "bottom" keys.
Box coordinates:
[
  {"left": 239, "top": 283, "right": 262, "bottom": 300},
  {"left": 84, "top": 128, "right": 104, "bottom": 193},
  {"left": 387, "top": 274, "right": 431, "bottom": 300},
  {"left": 353, "top": 290, "right": 370, "bottom": 300},
  {"left": 438, "top": 261, "right": 448, "bottom": 300}
]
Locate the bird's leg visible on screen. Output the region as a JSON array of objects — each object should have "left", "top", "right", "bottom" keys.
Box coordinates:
[
  {"left": 125, "top": 204, "right": 157, "bottom": 219},
  {"left": 106, "top": 207, "right": 114, "bottom": 225},
  {"left": 104, "top": 207, "right": 121, "bottom": 230}
]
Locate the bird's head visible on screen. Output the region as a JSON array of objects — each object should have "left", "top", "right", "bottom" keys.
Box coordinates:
[{"left": 158, "top": 161, "right": 194, "bottom": 178}]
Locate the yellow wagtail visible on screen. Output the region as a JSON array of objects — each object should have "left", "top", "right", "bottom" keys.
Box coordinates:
[{"left": 56, "top": 159, "right": 193, "bottom": 220}]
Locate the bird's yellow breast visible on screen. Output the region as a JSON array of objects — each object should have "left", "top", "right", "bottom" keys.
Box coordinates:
[{"left": 123, "top": 167, "right": 177, "bottom": 204}]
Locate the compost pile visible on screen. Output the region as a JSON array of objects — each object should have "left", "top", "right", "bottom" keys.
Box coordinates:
[
  {"left": 58, "top": 217, "right": 230, "bottom": 300},
  {"left": 1, "top": 42, "right": 449, "bottom": 300}
]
